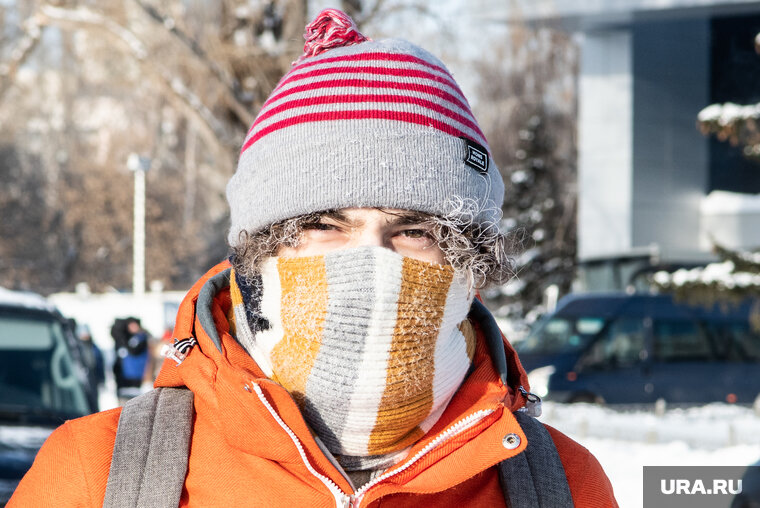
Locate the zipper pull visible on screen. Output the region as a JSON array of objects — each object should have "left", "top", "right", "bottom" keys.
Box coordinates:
[{"left": 517, "top": 385, "right": 542, "bottom": 417}]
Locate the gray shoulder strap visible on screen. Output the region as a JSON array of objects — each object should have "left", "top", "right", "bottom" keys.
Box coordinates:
[
  {"left": 103, "top": 387, "right": 194, "bottom": 508},
  {"left": 498, "top": 411, "right": 574, "bottom": 508}
]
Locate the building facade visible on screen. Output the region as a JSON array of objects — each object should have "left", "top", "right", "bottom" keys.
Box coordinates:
[{"left": 484, "top": 0, "right": 760, "bottom": 290}]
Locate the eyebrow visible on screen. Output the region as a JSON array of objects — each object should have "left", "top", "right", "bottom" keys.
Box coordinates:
[
  {"left": 317, "top": 210, "right": 351, "bottom": 224},
  {"left": 388, "top": 212, "right": 432, "bottom": 226},
  {"left": 317, "top": 209, "right": 433, "bottom": 227}
]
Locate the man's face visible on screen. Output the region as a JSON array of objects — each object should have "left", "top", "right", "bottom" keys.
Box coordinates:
[{"left": 276, "top": 207, "right": 446, "bottom": 265}]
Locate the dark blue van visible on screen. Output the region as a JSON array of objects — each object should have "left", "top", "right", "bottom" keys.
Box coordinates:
[
  {"left": 0, "top": 292, "right": 97, "bottom": 504},
  {"left": 514, "top": 292, "right": 760, "bottom": 404}
]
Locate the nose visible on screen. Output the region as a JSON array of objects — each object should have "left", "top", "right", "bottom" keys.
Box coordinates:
[{"left": 350, "top": 225, "right": 388, "bottom": 250}]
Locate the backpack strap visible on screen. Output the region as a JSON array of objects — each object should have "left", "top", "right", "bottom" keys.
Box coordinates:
[
  {"left": 103, "top": 387, "right": 194, "bottom": 508},
  {"left": 498, "top": 411, "right": 574, "bottom": 508}
]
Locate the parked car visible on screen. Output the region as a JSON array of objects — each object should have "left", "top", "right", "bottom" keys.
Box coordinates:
[
  {"left": 0, "top": 289, "right": 97, "bottom": 505},
  {"left": 515, "top": 292, "right": 760, "bottom": 405}
]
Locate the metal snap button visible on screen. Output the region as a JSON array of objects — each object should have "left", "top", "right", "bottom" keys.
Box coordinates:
[{"left": 502, "top": 433, "right": 521, "bottom": 449}]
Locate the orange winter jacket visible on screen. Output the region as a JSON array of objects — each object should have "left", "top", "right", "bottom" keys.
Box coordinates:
[{"left": 10, "top": 262, "right": 618, "bottom": 508}]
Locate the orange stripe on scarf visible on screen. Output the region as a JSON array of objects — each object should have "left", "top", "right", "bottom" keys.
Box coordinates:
[
  {"left": 270, "top": 256, "right": 329, "bottom": 406},
  {"left": 367, "top": 257, "right": 453, "bottom": 454},
  {"left": 459, "top": 319, "right": 477, "bottom": 362}
]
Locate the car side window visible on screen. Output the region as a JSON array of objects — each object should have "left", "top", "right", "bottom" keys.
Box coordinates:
[
  {"left": 580, "top": 318, "right": 646, "bottom": 371},
  {"left": 652, "top": 320, "right": 714, "bottom": 362},
  {"left": 706, "top": 321, "right": 760, "bottom": 361},
  {"left": 0, "top": 314, "right": 91, "bottom": 418},
  {"left": 734, "top": 323, "right": 760, "bottom": 360},
  {"left": 515, "top": 316, "right": 602, "bottom": 355}
]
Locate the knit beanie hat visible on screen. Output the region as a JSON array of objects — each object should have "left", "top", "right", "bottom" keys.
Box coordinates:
[{"left": 226, "top": 9, "right": 504, "bottom": 247}]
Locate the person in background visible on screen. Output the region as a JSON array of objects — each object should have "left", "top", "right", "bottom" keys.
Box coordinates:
[
  {"left": 110, "top": 317, "right": 153, "bottom": 402},
  {"left": 69, "top": 321, "right": 105, "bottom": 412},
  {"left": 76, "top": 323, "right": 105, "bottom": 389},
  {"left": 10, "top": 9, "right": 617, "bottom": 507}
]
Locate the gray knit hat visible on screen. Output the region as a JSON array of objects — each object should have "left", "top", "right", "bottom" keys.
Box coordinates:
[{"left": 226, "top": 9, "right": 504, "bottom": 247}]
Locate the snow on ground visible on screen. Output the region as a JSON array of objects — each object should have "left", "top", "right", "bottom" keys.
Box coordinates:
[
  {"left": 99, "top": 377, "right": 120, "bottom": 411},
  {"left": 539, "top": 402, "right": 760, "bottom": 508},
  {"left": 540, "top": 402, "right": 760, "bottom": 449},
  {"left": 583, "top": 437, "right": 757, "bottom": 507}
]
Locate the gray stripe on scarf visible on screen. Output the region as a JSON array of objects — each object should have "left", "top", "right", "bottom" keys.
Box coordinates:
[{"left": 302, "top": 247, "right": 376, "bottom": 454}]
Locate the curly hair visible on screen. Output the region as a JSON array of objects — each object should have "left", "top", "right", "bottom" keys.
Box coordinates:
[{"left": 230, "top": 208, "right": 515, "bottom": 289}]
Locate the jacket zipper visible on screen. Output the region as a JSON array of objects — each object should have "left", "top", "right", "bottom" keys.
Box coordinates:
[
  {"left": 250, "top": 383, "right": 352, "bottom": 508},
  {"left": 350, "top": 408, "right": 495, "bottom": 507},
  {"left": 251, "top": 381, "right": 496, "bottom": 508}
]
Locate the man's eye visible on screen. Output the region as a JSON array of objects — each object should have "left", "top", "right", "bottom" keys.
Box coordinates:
[{"left": 400, "top": 229, "right": 430, "bottom": 239}]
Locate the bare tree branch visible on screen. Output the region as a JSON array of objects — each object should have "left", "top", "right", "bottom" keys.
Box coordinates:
[
  {"left": 346, "top": 0, "right": 439, "bottom": 29},
  {"left": 130, "top": 0, "right": 255, "bottom": 127},
  {"left": 36, "top": 4, "right": 237, "bottom": 170},
  {"left": 0, "top": 14, "right": 46, "bottom": 103}
]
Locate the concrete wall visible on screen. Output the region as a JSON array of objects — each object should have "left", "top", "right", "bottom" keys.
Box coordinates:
[
  {"left": 578, "top": 29, "right": 634, "bottom": 260},
  {"left": 578, "top": 17, "right": 713, "bottom": 263}
]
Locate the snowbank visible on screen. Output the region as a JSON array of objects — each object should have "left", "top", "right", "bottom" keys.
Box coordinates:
[
  {"left": 540, "top": 402, "right": 760, "bottom": 508},
  {"left": 540, "top": 401, "right": 760, "bottom": 449}
]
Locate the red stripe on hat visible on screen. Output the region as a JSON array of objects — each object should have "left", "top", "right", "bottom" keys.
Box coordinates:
[
  {"left": 253, "top": 79, "right": 476, "bottom": 136},
  {"left": 240, "top": 110, "right": 477, "bottom": 155},
  {"left": 279, "top": 65, "right": 461, "bottom": 100},
  {"left": 294, "top": 51, "right": 450, "bottom": 79},
  {"left": 252, "top": 94, "right": 484, "bottom": 141},
  {"left": 287, "top": 52, "right": 471, "bottom": 108}
]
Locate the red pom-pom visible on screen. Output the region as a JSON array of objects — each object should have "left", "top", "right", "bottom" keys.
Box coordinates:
[{"left": 294, "top": 9, "right": 370, "bottom": 65}]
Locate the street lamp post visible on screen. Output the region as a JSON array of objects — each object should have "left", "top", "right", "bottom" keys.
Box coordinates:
[{"left": 128, "top": 153, "right": 151, "bottom": 297}]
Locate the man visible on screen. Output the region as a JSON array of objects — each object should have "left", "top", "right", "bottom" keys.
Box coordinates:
[
  {"left": 111, "top": 317, "right": 154, "bottom": 402},
  {"left": 75, "top": 322, "right": 105, "bottom": 409},
  {"left": 10, "top": 9, "right": 617, "bottom": 507}
]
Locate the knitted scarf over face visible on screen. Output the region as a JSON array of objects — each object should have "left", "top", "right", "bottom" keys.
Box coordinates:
[{"left": 230, "top": 246, "right": 476, "bottom": 470}]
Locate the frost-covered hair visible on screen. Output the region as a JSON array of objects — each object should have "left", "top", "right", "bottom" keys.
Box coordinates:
[{"left": 230, "top": 208, "right": 514, "bottom": 289}]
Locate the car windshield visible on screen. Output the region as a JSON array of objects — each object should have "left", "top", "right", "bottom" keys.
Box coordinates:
[
  {"left": 516, "top": 316, "right": 605, "bottom": 355},
  {"left": 0, "top": 314, "right": 90, "bottom": 424}
]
